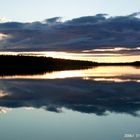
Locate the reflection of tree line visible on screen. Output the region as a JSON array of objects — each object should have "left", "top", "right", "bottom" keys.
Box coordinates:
[{"left": 0, "top": 55, "right": 139, "bottom": 75}]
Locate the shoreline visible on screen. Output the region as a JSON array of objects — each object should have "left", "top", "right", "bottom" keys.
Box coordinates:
[{"left": 0, "top": 55, "right": 139, "bottom": 76}]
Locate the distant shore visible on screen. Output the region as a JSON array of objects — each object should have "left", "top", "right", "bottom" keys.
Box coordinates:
[
  {"left": 97, "top": 61, "right": 140, "bottom": 66},
  {"left": 0, "top": 55, "right": 139, "bottom": 76}
]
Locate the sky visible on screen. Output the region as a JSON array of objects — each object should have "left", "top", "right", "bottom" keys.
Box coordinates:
[
  {"left": 0, "top": 0, "right": 140, "bottom": 62},
  {"left": 0, "top": 0, "right": 140, "bottom": 22}
]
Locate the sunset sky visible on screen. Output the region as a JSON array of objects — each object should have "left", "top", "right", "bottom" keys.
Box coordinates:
[{"left": 0, "top": 0, "right": 140, "bottom": 62}]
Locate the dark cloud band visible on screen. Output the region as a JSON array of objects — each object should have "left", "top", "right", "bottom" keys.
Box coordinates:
[{"left": 0, "top": 13, "right": 140, "bottom": 52}]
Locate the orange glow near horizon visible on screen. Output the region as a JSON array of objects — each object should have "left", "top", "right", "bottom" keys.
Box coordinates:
[
  {"left": 0, "top": 33, "right": 9, "bottom": 41},
  {"left": 0, "top": 51, "right": 139, "bottom": 63}
]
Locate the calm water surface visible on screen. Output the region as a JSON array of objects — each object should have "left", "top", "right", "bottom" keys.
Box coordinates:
[{"left": 0, "top": 66, "right": 140, "bottom": 140}]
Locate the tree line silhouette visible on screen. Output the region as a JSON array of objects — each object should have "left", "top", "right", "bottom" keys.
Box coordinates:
[{"left": 0, "top": 55, "right": 139, "bottom": 76}]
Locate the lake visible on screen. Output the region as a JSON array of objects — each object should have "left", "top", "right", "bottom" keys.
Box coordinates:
[{"left": 0, "top": 66, "right": 140, "bottom": 140}]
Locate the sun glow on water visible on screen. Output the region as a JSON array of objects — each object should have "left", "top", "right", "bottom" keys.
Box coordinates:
[{"left": 1, "top": 66, "right": 140, "bottom": 83}]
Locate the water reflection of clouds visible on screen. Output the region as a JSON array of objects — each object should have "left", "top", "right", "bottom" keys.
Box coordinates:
[
  {"left": 0, "top": 90, "right": 8, "bottom": 98},
  {"left": 0, "top": 107, "right": 12, "bottom": 114},
  {"left": 0, "top": 78, "right": 140, "bottom": 116}
]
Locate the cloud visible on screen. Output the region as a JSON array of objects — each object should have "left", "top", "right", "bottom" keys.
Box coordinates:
[
  {"left": 44, "top": 17, "right": 62, "bottom": 25},
  {"left": 0, "top": 33, "right": 9, "bottom": 41},
  {"left": 0, "top": 13, "right": 140, "bottom": 52},
  {"left": 0, "top": 17, "right": 12, "bottom": 23},
  {"left": 128, "top": 12, "right": 140, "bottom": 17},
  {"left": 0, "top": 78, "right": 140, "bottom": 116}
]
